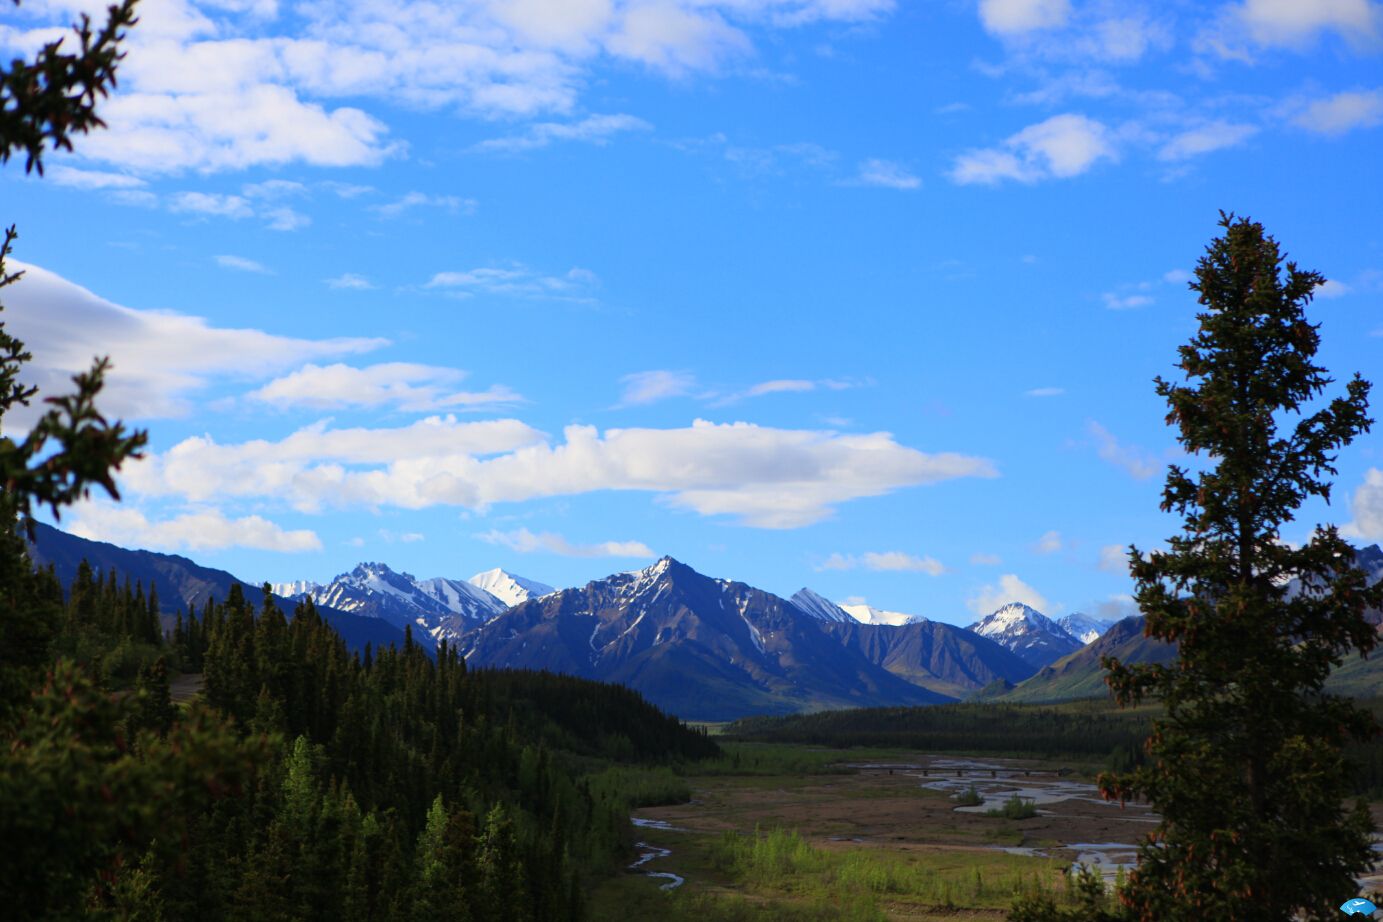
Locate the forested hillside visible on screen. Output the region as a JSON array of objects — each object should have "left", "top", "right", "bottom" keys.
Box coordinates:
[{"left": 2, "top": 549, "right": 718, "bottom": 920}]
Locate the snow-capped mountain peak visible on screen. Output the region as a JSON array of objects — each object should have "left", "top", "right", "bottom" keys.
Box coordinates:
[
  {"left": 789, "top": 588, "right": 855, "bottom": 623},
  {"left": 1055, "top": 612, "right": 1116, "bottom": 645},
  {"left": 967, "top": 602, "right": 1083, "bottom": 667},
  {"left": 838, "top": 603, "right": 926, "bottom": 627},
  {"left": 467, "top": 568, "right": 555, "bottom": 608}
]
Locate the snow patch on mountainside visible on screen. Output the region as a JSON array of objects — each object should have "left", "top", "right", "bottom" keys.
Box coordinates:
[
  {"left": 789, "top": 588, "right": 855, "bottom": 623},
  {"left": 1056, "top": 613, "right": 1116, "bottom": 645}
]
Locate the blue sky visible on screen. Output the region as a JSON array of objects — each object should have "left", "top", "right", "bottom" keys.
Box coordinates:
[{"left": 3, "top": 0, "right": 1382, "bottom": 625}]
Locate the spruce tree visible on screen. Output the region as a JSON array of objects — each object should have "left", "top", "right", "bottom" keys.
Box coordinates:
[{"left": 1100, "top": 213, "right": 1383, "bottom": 920}]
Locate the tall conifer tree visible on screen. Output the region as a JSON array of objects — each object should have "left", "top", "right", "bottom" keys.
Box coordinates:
[{"left": 1100, "top": 213, "right": 1383, "bottom": 920}]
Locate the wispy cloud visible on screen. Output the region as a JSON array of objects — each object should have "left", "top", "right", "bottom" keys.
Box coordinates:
[
  {"left": 478, "top": 527, "right": 655, "bottom": 558},
  {"left": 374, "top": 193, "right": 477, "bottom": 219},
  {"left": 1024, "top": 386, "right": 1064, "bottom": 397},
  {"left": 851, "top": 158, "right": 921, "bottom": 189},
  {"left": 1088, "top": 420, "right": 1159, "bottom": 479},
  {"left": 617, "top": 370, "right": 698, "bottom": 407},
  {"left": 1033, "top": 530, "right": 1062, "bottom": 554},
  {"left": 325, "top": 273, "right": 377, "bottom": 291},
  {"left": 215, "top": 254, "right": 273, "bottom": 274},
  {"left": 425, "top": 265, "right": 597, "bottom": 301},
  {"left": 818, "top": 551, "right": 946, "bottom": 574},
  {"left": 1292, "top": 89, "right": 1383, "bottom": 136},
  {"left": 473, "top": 113, "right": 652, "bottom": 152}
]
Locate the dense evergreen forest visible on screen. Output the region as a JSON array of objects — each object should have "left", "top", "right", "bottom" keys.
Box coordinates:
[{"left": 1, "top": 549, "right": 718, "bottom": 920}]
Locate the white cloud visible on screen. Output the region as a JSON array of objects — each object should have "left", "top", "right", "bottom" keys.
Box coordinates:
[
  {"left": 325, "top": 273, "right": 377, "bottom": 290},
  {"left": 1344, "top": 468, "right": 1383, "bottom": 539},
  {"left": 1157, "top": 121, "right": 1258, "bottom": 161},
  {"left": 425, "top": 265, "right": 597, "bottom": 300},
  {"left": 1235, "top": 0, "right": 1383, "bottom": 48},
  {"left": 1025, "top": 386, "right": 1064, "bottom": 397},
  {"left": 1098, "top": 543, "right": 1128, "bottom": 573},
  {"left": 1315, "top": 279, "right": 1352, "bottom": 299},
  {"left": 473, "top": 113, "right": 652, "bottom": 152},
  {"left": 978, "top": 0, "right": 1071, "bottom": 35},
  {"left": 1034, "top": 530, "right": 1062, "bottom": 554},
  {"left": 950, "top": 113, "right": 1114, "bottom": 185},
  {"left": 1163, "top": 268, "right": 1192, "bottom": 284},
  {"left": 745, "top": 379, "right": 816, "bottom": 397},
  {"left": 68, "top": 503, "right": 322, "bottom": 553},
  {"left": 7, "top": 0, "right": 898, "bottom": 175},
  {"left": 1103, "top": 292, "right": 1154, "bottom": 310},
  {"left": 970, "top": 552, "right": 1002, "bottom": 566},
  {"left": 373, "top": 193, "right": 477, "bottom": 219},
  {"left": 1, "top": 261, "right": 385, "bottom": 425},
  {"left": 478, "top": 527, "right": 655, "bottom": 558},
  {"left": 852, "top": 158, "right": 921, "bottom": 189},
  {"left": 1293, "top": 89, "right": 1383, "bottom": 135},
  {"left": 967, "top": 573, "right": 1052, "bottom": 615},
  {"left": 170, "top": 191, "right": 253, "bottom": 218},
  {"left": 617, "top": 370, "right": 697, "bottom": 406},
  {"left": 818, "top": 551, "right": 946, "bottom": 574},
  {"left": 248, "top": 362, "right": 522, "bottom": 412},
  {"left": 215, "top": 254, "right": 272, "bottom": 274},
  {"left": 44, "top": 166, "right": 147, "bottom": 190},
  {"left": 124, "top": 418, "right": 997, "bottom": 529},
  {"left": 1088, "top": 420, "right": 1159, "bottom": 480},
  {"left": 263, "top": 206, "right": 311, "bottom": 231}
]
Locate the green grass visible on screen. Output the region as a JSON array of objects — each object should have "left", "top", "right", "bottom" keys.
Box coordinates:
[
  {"left": 691, "top": 742, "right": 856, "bottom": 776},
  {"left": 950, "top": 784, "right": 985, "bottom": 806}
]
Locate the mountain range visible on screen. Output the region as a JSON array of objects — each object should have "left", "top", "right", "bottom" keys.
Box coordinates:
[{"left": 43, "top": 526, "right": 1383, "bottom": 718}]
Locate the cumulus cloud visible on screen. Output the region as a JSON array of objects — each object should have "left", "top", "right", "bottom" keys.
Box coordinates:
[
  {"left": 1103, "top": 292, "right": 1154, "bottom": 310},
  {"left": 1088, "top": 421, "right": 1159, "bottom": 479},
  {"left": 1293, "top": 89, "right": 1383, "bottom": 135},
  {"left": 1034, "top": 530, "right": 1062, "bottom": 554},
  {"left": 68, "top": 503, "right": 322, "bottom": 553},
  {"left": 1315, "top": 279, "right": 1352, "bottom": 299},
  {"left": 473, "top": 113, "right": 652, "bottom": 152},
  {"left": 617, "top": 370, "right": 698, "bottom": 406},
  {"left": 248, "top": 363, "right": 523, "bottom": 412},
  {"left": 478, "top": 527, "right": 655, "bottom": 558},
  {"left": 818, "top": 551, "right": 946, "bottom": 574},
  {"left": 45, "top": 166, "right": 147, "bottom": 190},
  {"left": 978, "top": 0, "right": 1071, "bottom": 35},
  {"left": 123, "top": 418, "right": 997, "bottom": 529},
  {"left": 0, "top": 261, "right": 385, "bottom": 426},
  {"left": 967, "top": 573, "right": 1052, "bottom": 615},
  {"left": 3, "top": 0, "right": 896, "bottom": 174},
  {"left": 1234, "top": 0, "right": 1383, "bottom": 48},
  {"left": 1344, "top": 468, "right": 1383, "bottom": 539},
  {"left": 950, "top": 113, "right": 1114, "bottom": 185}
]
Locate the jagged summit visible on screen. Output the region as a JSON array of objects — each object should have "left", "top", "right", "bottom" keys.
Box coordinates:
[
  {"left": 789, "top": 588, "right": 855, "bottom": 623},
  {"left": 838, "top": 602, "right": 926, "bottom": 627},
  {"left": 968, "top": 602, "right": 1083, "bottom": 668},
  {"left": 467, "top": 568, "right": 554, "bottom": 608}
]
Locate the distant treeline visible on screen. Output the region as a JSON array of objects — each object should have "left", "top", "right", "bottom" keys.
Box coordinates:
[
  {"left": 4, "top": 557, "right": 718, "bottom": 920},
  {"left": 725, "top": 700, "right": 1153, "bottom": 763}
]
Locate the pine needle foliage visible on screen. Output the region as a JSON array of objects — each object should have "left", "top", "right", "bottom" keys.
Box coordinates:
[{"left": 1099, "top": 213, "right": 1383, "bottom": 921}]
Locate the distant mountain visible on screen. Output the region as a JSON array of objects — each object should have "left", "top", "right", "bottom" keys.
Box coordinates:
[
  {"left": 276, "top": 563, "right": 507, "bottom": 641},
  {"left": 28, "top": 523, "right": 412, "bottom": 655},
  {"left": 968, "top": 602, "right": 1084, "bottom": 667},
  {"left": 993, "top": 616, "right": 1175, "bottom": 703},
  {"left": 838, "top": 602, "right": 926, "bottom": 626},
  {"left": 1056, "top": 613, "right": 1116, "bottom": 645},
  {"left": 468, "top": 568, "right": 554, "bottom": 608},
  {"left": 788, "top": 588, "right": 855, "bottom": 623},
  {"left": 821, "top": 619, "right": 1037, "bottom": 699},
  {"left": 456, "top": 557, "right": 947, "bottom": 720}
]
